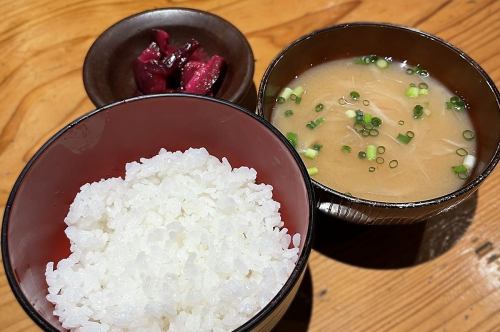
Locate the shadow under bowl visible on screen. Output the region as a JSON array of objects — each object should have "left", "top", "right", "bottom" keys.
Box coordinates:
[
  {"left": 83, "top": 8, "right": 255, "bottom": 108},
  {"left": 1, "top": 95, "right": 314, "bottom": 331},
  {"left": 258, "top": 22, "right": 500, "bottom": 225}
]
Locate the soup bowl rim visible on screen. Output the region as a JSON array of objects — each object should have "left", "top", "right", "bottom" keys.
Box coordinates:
[
  {"left": 257, "top": 21, "right": 500, "bottom": 209},
  {"left": 1, "top": 93, "right": 315, "bottom": 331}
]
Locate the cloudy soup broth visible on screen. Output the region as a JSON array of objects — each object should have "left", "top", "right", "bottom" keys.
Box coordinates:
[{"left": 272, "top": 56, "right": 476, "bottom": 202}]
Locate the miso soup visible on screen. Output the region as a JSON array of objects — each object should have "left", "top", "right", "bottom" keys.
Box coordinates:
[{"left": 272, "top": 56, "right": 476, "bottom": 202}]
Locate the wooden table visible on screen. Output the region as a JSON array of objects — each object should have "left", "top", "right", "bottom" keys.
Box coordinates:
[{"left": 1, "top": 1, "right": 499, "bottom": 331}]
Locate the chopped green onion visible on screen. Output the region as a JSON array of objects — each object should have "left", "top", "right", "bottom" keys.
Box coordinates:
[
  {"left": 286, "top": 132, "right": 298, "bottom": 148},
  {"left": 364, "top": 122, "right": 374, "bottom": 130},
  {"left": 290, "top": 86, "right": 304, "bottom": 100},
  {"left": 458, "top": 172, "right": 469, "bottom": 180},
  {"left": 280, "top": 87, "right": 293, "bottom": 99},
  {"left": 418, "top": 83, "right": 428, "bottom": 89},
  {"left": 397, "top": 133, "right": 413, "bottom": 144},
  {"left": 361, "top": 130, "right": 370, "bottom": 137},
  {"left": 358, "top": 151, "right": 367, "bottom": 159},
  {"left": 341, "top": 145, "right": 352, "bottom": 153},
  {"left": 355, "top": 110, "right": 364, "bottom": 123},
  {"left": 446, "top": 96, "right": 466, "bottom": 111},
  {"left": 369, "top": 166, "right": 376, "bottom": 172},
  {"left": 354, "top": 57, "right": 365, "bottom": 64},
  {"left": 307, "top": 167, "right": 318, "bottom": 176},
  {"left": 369, "top": 129, "right": 379, "bottom": 136},
  {"left": 376, "top": 157, "right": 385, "bottom": 164},
  {"left": 406, "top": 85, "right": 419, "bottom": 98},
  {"left": 338, "top": 97, "right": 347, "bottom": 105},
  {"left": 360, "top": 55, "right": 378, "bottom": 64},
  {"left": 419, "top": 88, "right": 429, "bottom": 95},
  {"left": 294, "top": 96, "right": 302, "bottom": 104},
  {"left": 463, "top": 130, "right": 475, "bottom": 140},
  {"left": 304, "top": 148, "right": 318, "bottom": 159},
  {"left": 350, "top": 91, "right": 360, "bottom": 100},
  {"left": 398, "top": 120, "right": 405, "bottom": 126},
  {"left": 345, "top": 110, "right": 356, "bottom": 118},
  {"left": 463, "top": 154, "right": 476, "bottom": 170},
  {"left": 418, "top": 69, "right": 429, "bottom": 77},
  {"left": 413, "top": 64, "right": 429, "bottom": 77},
  {"left": 312, "top": 143, "right": 323, "bottom": 151},
  {"left": 389, "top": 160, "right": 399, "bottom": 168},
  {"left": 456, "top": 148, "right": 468, "bottom": 156},
  {"left": 463, "top": 155, "right": 476, "bottom": 170},
  {"left": 406, "top": 68, "right": 414, "bottom": 75},
  {"left": 353, "top": 122, "right": 364, "bottom": 132},
  {"left": 356, "top": 55, "right": 391, "bottom": 67},
  {"left": 406, "top": 131, "right": 415, "bottom": 138},
  {"left": 376, "top": 58, "right": 389, "bottom": 68},
  {"left": 284, "top": 109, "right": 294, "bottom": 117},
  {"left": 363, "top": 99, "right": 370, "bottom": 106},
  {"left": 315, "top": 103, "right": 324, "bottom": 112},
  {"left": 306, "top": 117, "right": 325, "bottom": 129},
  {"left": 366, "top": 144, "right": 377, "bottom": 160},
  {"left": 371, "top": 117, "right": 382, "bottom": 127},
  {"left": 363, "top": 113, "right": 373, "bottom": 124},
  {"left": 413, "top": 105, "right": 424, "bottom": 119},
  {"left": 277, "top": 87, "right": 293, "bottom": 103},
  {"left": 452, "top": 164, "right": 467, "bottom": 174},
  {"left": 377, "top": 146, "right": 385, "bottom": 154}
]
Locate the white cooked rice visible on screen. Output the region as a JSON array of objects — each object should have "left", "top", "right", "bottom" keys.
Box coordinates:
[{"left": 45, "top": 147, "right": 300, "bottom": 332}]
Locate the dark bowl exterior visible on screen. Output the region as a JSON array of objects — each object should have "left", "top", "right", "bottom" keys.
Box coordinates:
[
  {"left": 83, "top": 8, "right": 255, "bottom": 108},
  {"left": 2, "top": 95, "right": 314, "bottom": 331},
  {"left": 258, "top": 23, "right": 500, "bottom": 225}
]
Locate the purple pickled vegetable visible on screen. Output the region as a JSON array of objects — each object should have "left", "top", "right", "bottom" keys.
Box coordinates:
[
  {"left": 189, "top": 47, "right": 209, "bottom": 62},
  {"left": 133, "top": 60, "right": 168, "bottom": 94},
  {"left": 153, "top": 29, "right": 170, "bottom": 55},
  {"left": 181, "top": 61, "right": 205, "bottom": 88},
  {"left": 184, "top": 55, "right": 225, "bottom": 95},
  {"left": 137, "top": 42, "right": 161, "bottom": 62},
  {"left": 162, "top": 39, "right": 200, "bottom": 77},
  {"left": 133, "top": 30, "right": 226, "bottom": 96},
  {"left": 133, "top": 42, "right": 168, "bottom": 93}
]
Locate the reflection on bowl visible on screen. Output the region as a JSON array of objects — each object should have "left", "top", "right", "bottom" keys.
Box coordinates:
[
  {"left": 258, "top": 22, "right": 500, "bottom": 224},
  {"left": 1, "top": 95, "right": 313, "bottom": 331},
  {"left": 83, "top": 8, "right": 255, "bottom": 108}
]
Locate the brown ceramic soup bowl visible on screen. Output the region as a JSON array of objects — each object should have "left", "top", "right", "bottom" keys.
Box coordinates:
[
  {"left": 1, "top": 95, "right": 314, "bottom": 331},
  {"left": 258, "top": 23, "right": 500, "bottom": 225}
]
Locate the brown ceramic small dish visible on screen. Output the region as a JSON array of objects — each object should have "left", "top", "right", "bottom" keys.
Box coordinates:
[
  {"left": 258, "top": 22, "right": 500, "bottom": 225},
  {"left": 83, "top": 8, "right": 255, "bottom": 108},
  {"left": 2, "top": 94, "right": 314, "bottom": 331}
]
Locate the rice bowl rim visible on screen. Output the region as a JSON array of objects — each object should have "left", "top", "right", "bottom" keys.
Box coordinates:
[{"left": 1, "top": 93, "right": 315, "bottom": 332}]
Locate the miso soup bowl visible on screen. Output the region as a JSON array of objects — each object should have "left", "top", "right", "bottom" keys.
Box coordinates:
[
  {"left": 1, "top": 95, "right": 314, "bottom": 331},
  {"left": 258, "top": 22, "right": 500, "bottom": 225}
]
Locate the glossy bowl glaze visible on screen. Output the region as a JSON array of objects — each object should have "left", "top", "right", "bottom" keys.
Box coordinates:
[
  {"left": 258, "top": 23, "right": 500, "bottom": 224},
  {"left": 83, "top": 8, "right": 255, "bottom": 109},
  {"left": 1, "top": 95, "right": 314, "bottom": 331}
]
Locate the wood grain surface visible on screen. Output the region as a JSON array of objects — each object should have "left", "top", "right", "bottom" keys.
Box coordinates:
[{"left": 1, "top": 0, "right": 499, "bottom": 331}]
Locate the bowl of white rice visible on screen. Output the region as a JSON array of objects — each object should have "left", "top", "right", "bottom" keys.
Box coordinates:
[{"left": 1, "top": 94, "right": 314, "bottom": 332}]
